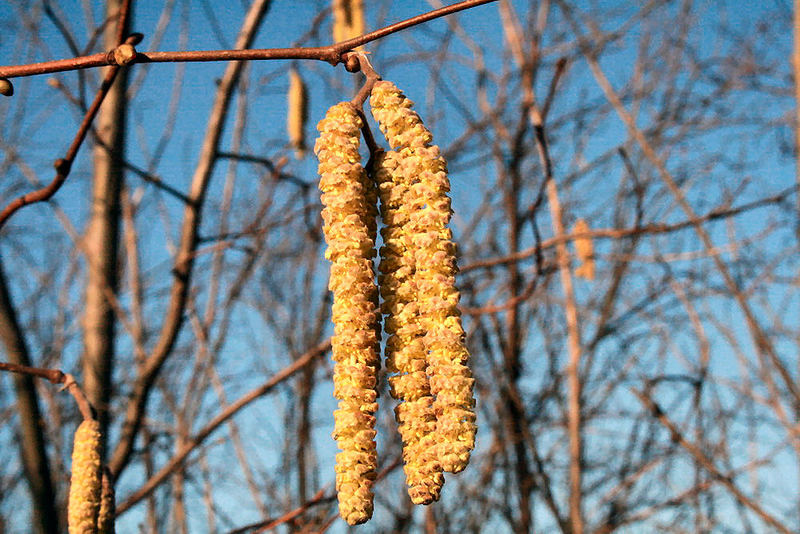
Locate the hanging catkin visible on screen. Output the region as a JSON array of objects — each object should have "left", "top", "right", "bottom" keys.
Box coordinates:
[
  {"left": 370, "top": 81, "right": 477, "bottom": 474},
  {"left": 97, "top": 468, "right": 115, "bottom": 534},
  {"left": 315, "top": 101, "right": 380, "bottom": 525},
  {"left": 68, "top": 419, "right": 103, "bottom": 534},
  {"left": 332, "top": 0, "right": 365, "bottom": 43},
  {"left": 287, "top": 67, "right": 308, "bottom": 159},
  {"left": 573, "top": 218, "right": 595, "bottom": 280},
  {"left": 373, "top": 149, "right": 445, "bottom": 504}
]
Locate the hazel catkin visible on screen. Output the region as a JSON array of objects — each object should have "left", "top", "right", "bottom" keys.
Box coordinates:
[
  {"left": 97, "top": 468, "right": 115, "bottom": 534},
  {"left": 315, "top": 101, "right": 380, "bottom": 525},
  {"left": 332, "top": 0, "right": 365, "bottom": 43},
  {"left": 68, "top": 419, "right": 103, "bottom": 534},
  {"left": 373, "top": 149, "right": 444, "bottom": 504},
  {"left": 287, "top": 67, "right": 309, "bottom": 159},
  {"left": 370, "top": 81, "right": 477, "bottom": 474},
  {"left": 573, "top": 218, "right": 595, "bottom": 280}
]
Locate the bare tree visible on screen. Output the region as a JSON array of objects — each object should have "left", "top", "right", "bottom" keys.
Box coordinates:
[{"left": 0, "top": 1, "right": 797, "bottom": 532}]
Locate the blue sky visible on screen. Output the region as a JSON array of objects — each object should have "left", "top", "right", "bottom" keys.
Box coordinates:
[{"left": 1, "top": 0, "right": 798, "bottom": 532}]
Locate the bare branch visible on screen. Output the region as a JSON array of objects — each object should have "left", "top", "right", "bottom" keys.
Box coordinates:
[{"left": 115, "top": 339, "right": 330, "bottom": 516}]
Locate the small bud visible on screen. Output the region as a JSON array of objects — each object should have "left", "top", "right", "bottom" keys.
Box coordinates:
[
  {"left": 127, "top": 32, "right": 144, "bottom": 46},
  {"left": 113, "top": 44, "right": 137, "bottom": 66},
  {"left": 344, "top": 54, "right": 361, "bottom": 73},
  {"left": 54, "top": 158, "right": 71, "bottom": 175},
  {"left": 0, "top": 78, "right": 13, "bottom": 97}
]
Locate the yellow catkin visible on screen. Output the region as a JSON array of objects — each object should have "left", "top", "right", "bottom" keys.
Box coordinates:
[
  {"left": 287, "top": 67, "right": 308, "bottom": 159},
  {"left": 573, "top": 218, "right": 595, "bottom": 280},
  {"left": 332, "top": 0, "right": 364, "bottom": 43},
  {"left": 97, "top": 468, "right": 115, "bottom": 534},
  {"left": 370, "top": 81, "right": 477, "bottom": 474},
  {"left": 68, "top": 419, "right": 103, "bottom": 534},
  {"left": 373, "top": 149, "right": 444, "bottom": 504},
  {"left": 315, "top": 101, "right": 380, "bottom": 525}
]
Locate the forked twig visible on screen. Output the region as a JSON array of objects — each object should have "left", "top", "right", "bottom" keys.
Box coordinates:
[{"left": 0, "top": 362, "right": 94, "bottom": 420}]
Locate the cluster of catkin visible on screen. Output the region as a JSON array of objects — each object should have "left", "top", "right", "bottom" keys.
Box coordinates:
[
  {"left": 68, "top": 419, "right": 114, "bottom": 534},
  {"left": 315, "top": 81, "right": 476, "bottom": 525}
]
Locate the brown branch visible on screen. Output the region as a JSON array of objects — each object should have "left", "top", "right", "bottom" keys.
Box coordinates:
[
  {"left": 226, "top": 489, "right": 335, "bottom": 534},
  {"left": 536, "top": 107, "right": 584, "bottom": 532},
  {"left": 794, "top": 0, "right": 800, "bottom": 242},
  {"left": 632, "top": 388, "right": 793, "bottom": 534},
  {"left": 563, "top": 8, "right": 800, "bottom": 414},
  {"left": 227, "top": 454, "right": 403, "bottom": 533},
  {"left": 460, "top": 187, "right": 796, "bottom": 274},
  {"left": 107, "top": 0, "right": 273, "bottom": 478},
  {"left": 0, "top": 260, "right": 60, "bottom": 532},
  {"left": 115, "top": 0, "right": 133, "bottom": 46},
  {"left": 115, "top": 339, "right": 331, "bottom": 516},
  {"left": 0, "top": 362, "right": 94, "bottom": 421},
  {"left": 0, "top": 361, "right": 64, "bottom": 384},
  {"left": 349, "top": 52, "right": 381, "bottom": 108},
  {"left": 0, "top": 0, "right": 498, "bottom": 80},
  {"left": 0, "top": 35, "right": 140, "bottom": 231}
]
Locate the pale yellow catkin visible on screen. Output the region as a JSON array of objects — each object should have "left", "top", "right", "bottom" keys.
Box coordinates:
[
  {"left": 315, "top": 101, "right": 380, "bottom": 525},
  {"left": 374, "top": 149, "right": 444, "bottom": 505},
  {"left": 370, "top": 81, "right": 477, "bottom": 475},
  {"left": 332, "top": 0, "right": 364, "bottom": 43},
  {"left": 573, "top": 218, "right": 595, "bottom": 280},
  {"left": 287, "top": 67, "right": 308, "bottom": 159},
  {"left": 68, "top": 419, "right": 103, "bottom": 534}
]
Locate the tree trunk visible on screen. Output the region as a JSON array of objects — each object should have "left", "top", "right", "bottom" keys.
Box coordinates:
[
  {"left": 82, "top": 0, "right": 129, "bottom": 444},
  {"left": 0, "top": 260, "right": 60, "bottom": 534}
]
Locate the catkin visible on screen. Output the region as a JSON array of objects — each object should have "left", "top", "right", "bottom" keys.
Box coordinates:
[
  {"left": 370, "top": 81, "right": 477, "bottom": 474},
  {"left": 287, "top": 67, "right": 308, "bottom": 159},
  {"left": 97, "top": 468, "right": 115, "bottom": 534},
  {"left": 315, "top": 101, "right": 380, "bottom": 525},
  {"left": 374, "top": 150, "right": 445, "bottom": 504},
  {"left": 68, "top": 419, "right": 103, "bottom": 534},
  {"left": 332, "top": 0, "right": 364, "bottom": 43},
  {"left": 573, "top": 218, "right": 595, "bottom": 280}
]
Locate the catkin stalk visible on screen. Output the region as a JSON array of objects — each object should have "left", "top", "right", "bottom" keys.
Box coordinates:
[
  {"left": 370, "top": 81, "right": 477, "bottom": 475},
  {"left": 68, "top": 419, "right": 103, "bottom": 534},
  {"left": 315, "top": 102, "right": 380, "bottom": 525}
]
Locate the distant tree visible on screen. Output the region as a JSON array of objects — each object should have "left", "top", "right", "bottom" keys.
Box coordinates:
[{"left": 0, "top": 0, "right": 797, "bottom": 532}]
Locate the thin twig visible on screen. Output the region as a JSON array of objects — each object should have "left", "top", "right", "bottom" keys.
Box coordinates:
[
  {"left": 0, "top": 34, "right": 139, "bottom": 230},
  {"left": 115, "top": 339, "right": 331, "bottom": 516},
  {"left": 349, "top": 52, "right": 381, "bottom": 108},
  {"left": 0, "top": 362, "right": 94, "bottom": 420},
  {"left": 632, "top": 388, "right": 793, "bottom": 534},
  {"left": 460, "top": 186, "right": 796, "bottom": 273},
  {"left": 0, "top": 0, "right": 499, "bottom": 80},
  {"left": 226, "top": 489, "right": 334, "bottom": 534}
]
